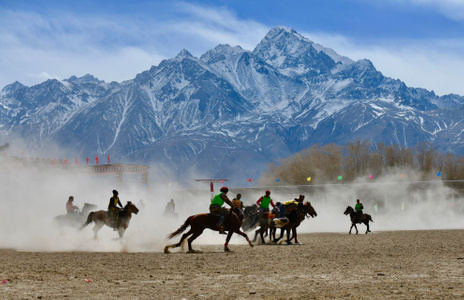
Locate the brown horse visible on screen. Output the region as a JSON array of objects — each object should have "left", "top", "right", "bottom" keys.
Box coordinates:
[
  {"left": 79, "top": 201, "right": 139, "bottom": 239},
  {"left": 164, "top": 208, "right": 254, "bottom": 253},
  {"left": 343, "top": 206, "right": 373, "bottom": 234},
  {"left": 273, "top": 201, "right": 318, "bottom": 245}
]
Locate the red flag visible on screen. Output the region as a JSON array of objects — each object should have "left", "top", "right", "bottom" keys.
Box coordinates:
[
  {"left": 86, "top": 157, "right": 89, "bottom": 165},
  {"left": 21, "top": 149, "right": 24, "bottom": 156},
  {"left": 247, "top": 179, "right": 252, "bottom": 182},
  {"left": 107, "top": 154, "right": 110, "bottom": 164},
  {"left": 74, "top": 157, "right": 78, "bottom": 166},
  {"left": 52, "top": 158, "right": 55, "bottom": 166},
  {"left": 63, "top": 158, "right": 68, "bottom": 166},
  {"left": 96, "top": 155, "right": 99, "bottom": 164}
]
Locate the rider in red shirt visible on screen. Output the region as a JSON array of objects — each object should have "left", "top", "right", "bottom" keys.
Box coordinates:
[{"left": 66, "top": 196, "right": 78, "bottom": 214}]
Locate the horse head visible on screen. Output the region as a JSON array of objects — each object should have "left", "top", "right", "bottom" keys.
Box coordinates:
[
  {"left": 303, "top": 201, "right": 317, "bottom": 218},
  {"left": 83, "top": 203, "right": 98, "bottom": 210},
  {"left": 124, "top": 201, "right": 139, "bottom": 214},
  {"left": 343, "top": 206, "right": 354, "bottom": 215}
]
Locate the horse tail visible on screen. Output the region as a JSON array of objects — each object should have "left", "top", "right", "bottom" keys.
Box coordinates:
[
  {"left": 166, "top": 215, "right": 193, "bottom": 240},
  {"left": 368, "top": 214, "right": 374, "bottom": 222},
  {"left": 78, "top": 212, "right": 95, "bottom": 231}
]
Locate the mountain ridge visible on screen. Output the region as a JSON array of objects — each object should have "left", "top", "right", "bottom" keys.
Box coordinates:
[{"left": 1, "top": 26, "right": 463, "bottom": 186}]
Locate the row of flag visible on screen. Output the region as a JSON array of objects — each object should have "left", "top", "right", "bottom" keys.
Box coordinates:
[
  {"left": 18, "top": 149, "right": 111, "bottom": 166},
  {"left": 54, "top": 155, "right": 111, "bottom": 166}
]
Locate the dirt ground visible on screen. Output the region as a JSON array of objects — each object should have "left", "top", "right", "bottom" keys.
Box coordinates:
[{"left": 1, "top": 229, "right": 463, "bottom": 299}]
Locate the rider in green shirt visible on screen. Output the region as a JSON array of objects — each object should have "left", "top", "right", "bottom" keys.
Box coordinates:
[
  {"left": 256, "top": 190, "right": 276, "bottom": 218},
  {"left": 210, "top": 187, "right": 233, "bottom": 234},
  {"left": 355, "top": 199, "right": 364, "bottom": 222}
]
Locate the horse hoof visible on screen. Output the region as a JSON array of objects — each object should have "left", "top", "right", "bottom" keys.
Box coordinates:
[
  {"left": 164, "top": 247, "right": 170, "bottom": 254},
  {"left": 224, "top": 248, "right": 231, "bottom": 252},
  {"left": 249, "top": 242, "right": 254, "bottom": 248},
  {"left": 188, "top": 250, "right": 202, "bottom": 254}
]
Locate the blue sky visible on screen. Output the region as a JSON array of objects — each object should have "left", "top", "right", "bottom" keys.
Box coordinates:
[{"left": 1, "top": 0, "right": 464, "bottom": 95}]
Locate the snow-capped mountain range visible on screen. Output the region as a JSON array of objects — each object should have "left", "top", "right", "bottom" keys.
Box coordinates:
[{"left": 1, "top": 26, "right": 463, "bottom": 185}]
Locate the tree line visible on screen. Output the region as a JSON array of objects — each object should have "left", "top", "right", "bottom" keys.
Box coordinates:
[{"left": 258, "top": 140, "right": 464, "bottom": 186}]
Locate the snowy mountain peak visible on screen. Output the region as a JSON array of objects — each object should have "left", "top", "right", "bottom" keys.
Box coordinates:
[
  {"left": 65, "top": 74, "right": 102, "bottom": 84},
  {"left": 200, "top": 44, "right": 246, "bottom": 64},
  {"left": 175, "top": 49, "right": 195, "bottom": 59},
  {"left": 1, "top": 81, "right": 25, "bottom": 95},
  {"left": 254, "top": 26, "right": 352, "bottom": 72}
]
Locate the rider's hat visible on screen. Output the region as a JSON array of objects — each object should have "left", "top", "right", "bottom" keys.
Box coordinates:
[
  {"left": 113, "top": 190, "right": 118, "bottom": 194},
  {"left": 220, "top": 187, "right": 228, "bottom": 193}
]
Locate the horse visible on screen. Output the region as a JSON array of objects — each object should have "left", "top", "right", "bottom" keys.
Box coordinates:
[
  {"left": 53, "top": 203, "right": 98, "bottom": 228},
  {"left": 251, "top": 209, "right": 290, "bottom": 244},
  {"left": 164, "top": 207, "right": 254, "bottom": 253},
  {"left": 79, "top": 201, "right": 139, "bottom": 239},
  {"left": 272, "top": 201, "right": 318, "bottom": 245},
  {"left": 241, "top": 204, "right": 259, "bottom": 232},
  {"left": 343, "top": 206, "right": 373, "bottom": 234}
]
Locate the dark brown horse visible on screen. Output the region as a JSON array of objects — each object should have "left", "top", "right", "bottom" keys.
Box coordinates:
[
  {"left": 273, "top": 201, "right": 318, "bottom": 245},
  {"left": 241, "top": 204, "right": 259, "bottom": 232},
  {"left": 164, "top": 208, "right": 254, "bottom": 253},
  {"left": 343, "top": 206, "right": 373, "bottom": 234},
  {"left": 252, "top": 211, "right": 289, "bottom": 244},
  {"left": 79, "top": 201, "right": 139, "bottom": 239}
]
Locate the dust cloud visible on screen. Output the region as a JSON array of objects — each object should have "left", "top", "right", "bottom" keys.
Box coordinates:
[{"left": 0, "top": 163, "right": 463, "bottom": 253}]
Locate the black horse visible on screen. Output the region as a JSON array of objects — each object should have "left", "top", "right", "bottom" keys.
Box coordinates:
[
  {"left": 343, "top": 206, "right": 373, "bottom": 234},
  {"left": 272, "top": 201, "right": 317, "bottom": 245},
  {"left": 241, "top": 204, "right": 259, "bottom": 232}
]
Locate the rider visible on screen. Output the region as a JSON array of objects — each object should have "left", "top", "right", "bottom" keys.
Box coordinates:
[
  {"left": 256, "top": 190, "right": 275, "bottom": 218},
  {"left": 66, "top": 196, "right": 78, "bottom": 214},
  {"left": 271, "top": 202, "right": 281, "bottom": 218},
  {"left": 355, "top": 199, "right": 364, "bottom": 222},
  {"left": 280, "top": 195, "right": 305, "bottom": 218},
  {"left": 210, "top": 187, "right": 233, "bottom": 234},
  {"left": 232, "top": 193, "right": 244, "bottom": 220},
  {"left": 164, "top": 199, "right": 175, "bottom": 215},
  {"left": 108, "top": 190, "right": 123, "bottom": 229}
]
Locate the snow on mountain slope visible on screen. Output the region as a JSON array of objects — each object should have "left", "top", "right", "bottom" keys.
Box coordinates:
[{"left": 1, "top": 26, "right": 463, "bottom": 185}]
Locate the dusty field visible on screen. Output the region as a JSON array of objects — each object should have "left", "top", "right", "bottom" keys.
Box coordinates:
[{"left": 1, "top": 230, "right": 463, "bottom": 299}]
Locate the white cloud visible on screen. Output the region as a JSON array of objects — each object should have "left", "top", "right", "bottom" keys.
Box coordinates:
[
  {"left": 0, "top": 3, "right": 268, "bottom": 89},
  {"left": 1, "top": 2, "right": 463, "bottom": 97},
  {"left": 393, "top": 0, "right": 464, "bottom": 20}
]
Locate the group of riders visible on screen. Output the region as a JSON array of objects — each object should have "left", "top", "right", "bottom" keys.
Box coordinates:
[
  {"left": 66, "top": 190, "right": 123, "bottom": 229},
  {"left": 65, "top": 188, "right": 366, "bottom": 233},
  {"left": 209, "top": 187, "right": 365, "bottom": 234}
]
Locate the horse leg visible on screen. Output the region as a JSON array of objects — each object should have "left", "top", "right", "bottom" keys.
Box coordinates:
[
  {"left": 252, "top": 228, "right": 259, "bottom": 243},
  {"left": 234, "top": 229, "right": 254, "bottom": 248},
  {"left": 117, "top": 227, "right": 125, "bottom": 239},
  {"left": 349, "top": 223, "right": 354, "bottom": 234},
  {"left": 293, "top": 228, "right": 299, "bottom": 244},
  {"left": 92, "top": 222, "right": 104, "bottom": 239},
  {"left": 274, "top": 228, "right": 284, "bottom": 243},
  {"left": 260, "top": 227, "right": 268, "bottom": 244},
  {"left": 286, "top": 228, "right": 292, "bottom": 245},
  {"left": 365, "top": 221, "right": 370, "bottom": 234},
  {"left": 354, "top": 223, "right": 359, "bottom": 234},
  {"left": 224, "top": 231, "right": 234, "bottom": 252},
  {"left": 164, "top": 230, "right": 194, "bottom": 253},
  {"left": 187, "top": 229, "right": 204, "bottom": 253}
]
